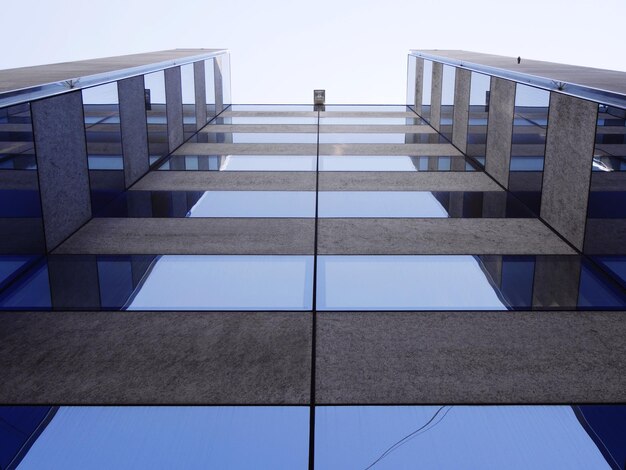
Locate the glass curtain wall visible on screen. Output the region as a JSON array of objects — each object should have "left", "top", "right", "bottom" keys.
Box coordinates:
[{"left": 466, "top": 71, "right": 491, "bottom": 167}]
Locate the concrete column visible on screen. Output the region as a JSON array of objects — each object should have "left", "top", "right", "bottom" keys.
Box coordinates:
[
  {"left": 214, "top": 56, "right": 224, "bottom": 113},
  {"left": 118, "top": 76, "right": 149, "bottom": 188},
  {"left": 430, "top": 62, "right": 443, "bottom": 131},
  {"left": 164, "top": 66, "right": 184, "bottom": 152},
  {"left": 532, "top": 256, "right": 581, "bottom": 308},
  {"left": 31, "top": 91, "right": 91, "bottom": 251},
  {"left": 485, "top": 77, "right": 516, "bottom": 188},
  {"left": 452, "top": 68, "right": 471, "bottom": 153},
  {"left": 194, "top": 61, "right": 207, "bottom": 128},
  {"left": 541, "top": 93, "right": 598, "bottom": 250},
  {"left": 413, "top": 57, "right": 424, "bottom": 115}
]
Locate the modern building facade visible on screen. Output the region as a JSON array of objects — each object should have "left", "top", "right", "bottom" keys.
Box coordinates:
[{"left": 0, "top": 49, "right": 625, "bottom": 468}]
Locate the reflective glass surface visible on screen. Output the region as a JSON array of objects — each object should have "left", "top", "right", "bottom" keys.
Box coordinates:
[
  {"left": 181, "top": 63, "right": 196, "bottom": 139},
  {"left": 467, "top": 72, "right": 490, "bottom": 166},
  {"left": 203, "top": 58, "right": 216, "bottom": 121},
  {"left": 316, "top": 255, "right": 626, "bottom": 311},
  {"left": 509, "top": 84, "right": 550, "bottom": 214},
  {"left": 144, "top": 70, "right": 168, "bottom": 160},
  {"left": 128, "top": 255, "right": 313, "bottom": 310},
  {"left": 18, "top": 406, "right": 308, "bottom": 470},
  {"left": 82, "top": 83, "right": 125, "bottom": 213},
  {"left": 420, "top": 60, "right": 433, "bottom": 122},
  {"left": 0, "top": 103, "right": 36, "bottom": 170},
  {"left": 593, "top": 104, "right": 626, "bottom": 172},
  {"left": 96, "top": 191, "right": 315, "bottom": 218},
  {"left": 317, "top": 255, "right": 506, "bottom": 310},
  {"left": 0, "top": 255, "right": 314, "bottom": 311},
  {"left": 0, "top": 183, "right": 45, "bottom": 254},
  {"left": 440, "top": 65, "right": 456, "bottom": 140},
  {"left": 315, "top": 406, "right": 613, "bottom": 470},
  {"left": 215, "top": 116, "right": 318, "bottom": 124},
  {"left": 318, "top": 191, "right": 532, "bottom": 218},
  {"left": 320, "top": 117, "right": 425, "bottom": 125},
  {"left": 406, "top": 55, "right": 417, "bottom": 107},
  {"left": 319, "top": 155, "right": 475, "bottom": 172},
  {"left": 205, "top": 132, "right": 317, "bottom": 144},
  {"left": 319, "top": 133, "right": 422, "bottom": 144},
  {"left": 158, "top": 154, "right": 316, "bottom": 171}
]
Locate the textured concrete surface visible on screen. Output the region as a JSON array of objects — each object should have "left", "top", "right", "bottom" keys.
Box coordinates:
[
  {"left": 54, "top": 218, "right": 315, "bottom": 255},
  {"left": 317, "top": 218, "right": 575, "bottom": 255},
  {"left": 193, "top": 61, "right": 207, "bottom": 128},
  {"left": 133, "top": 170, "right": 316, "bottom": 191},
  {"left": 452, "top": 68, "right": 471, "bottom": 152},
  {"left": 165, "top": 67, "right": 184, "bottom": 152},
  {"left": 214, "top": 56, "right": 224, "bottom": 111},
  {"left": 413, "top": 57, "right": 424, "bottom": 113},
  {"left": 584, "top": 219, "right": 626, "bottom": 255},
  {"left": 173, "top": 142, "right": 461, "bottom": 156},
  {"left": 0, "top": 170, "right": 39, "bottom": 189},
  {"left": 532, "top": 257, "right": 581, "bottom": 308},
  {"left": 430, "top": 62, "right": 443, "bottom": 130},
  {"left": 0, "top": 49, "right": 223, "bottom": 93},
  {"left": 591, "top": 172, "right": 626, "bottom": 191},
  {"left": 31, "top": 91, "right": 91, "bottom": 251},
  {"left": 318, "top": 171, "right": 501, "bottom": 191},
  {"left": 118, "top": 75, "right": 149, "bottom": 188},
  {"left": 541, "top": 93, "right": 598, "bottom": 250},
  {"left": 316, "top": 311, "right": 626, "bottom": 403},
  {"left": 485, "top": 77, "right": 516, "bottom": 187},
  {"left": 415, "top": 50, "right": 626, "bottom": 96},
  {"left": 0, "top": 311, "right": 311, "bottom": 404}
]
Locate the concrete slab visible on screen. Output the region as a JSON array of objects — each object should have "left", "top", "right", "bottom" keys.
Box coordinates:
[
  {"left": 318, "top": 171, "right": 502, "bottom": 191},
  {"left": 133, "top": 171, "right": 317, "bottom": 191},
  {"left": 0, "top": 49, "right": 224, "bottom": 93},
  {"left": 415, "top": 50, "right": 626, "bottom": 97},
  {"left": 174, "top": 142, "right": 461, "bottom": 156},
  {"left": 317, "top": 218, "right": 575, "bottom": 255},
  {"left": 54, "top": 218, "right": 315, "bottom": 255},
  {"left": 0, "top": 311, "right": 311, "bottom": 404},
  {"left": 316, "top": 311, "right": 626, "bottom": 403}
]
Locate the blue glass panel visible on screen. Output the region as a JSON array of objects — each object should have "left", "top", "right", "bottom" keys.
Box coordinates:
[
  {"left": 0, "top": 261, "right": 50, "bottom": 309},
  {"left": 587, "top": 192, "right": 626, "bottom": 218},
  {"left": 0, "top": 103, "right": 37, "bottom": 170},
  {"left": 159, "top": 154, "right": 316, "bottom": 171},
  {"left": 591, "top": 256, "right": 626, "bottom": 289},
  {"left": 187, "top": 191, "right": 315, "bottom": 218},
  {"left": 578, "top": 258, "right": 626, "bottom": 308},
  {"left": 18, "top": 406, "right": 309, "bottom": 470},
  {"left": 97, "top": 257, "right": 134, "bottom": 309},
  {"left": 500, "top": 256, "right": 535, "bottom": 308},
  {"left": 317, "top": 255, "right": 506, "bottom": 311},
  {"left": 319, "top": 192, "right": 448, "bottom": 218},
  {"left": 0, "top": 190, "right": 41, "bottom": 217},
  {"left": 0, "top": 406, "right": 53, "bottom": 470},
  {"left": 315, "top": 406, "right": 612, "bottom": 470},
  {"left": 128, "top": 255, "right": 313, "bottom": 310}
]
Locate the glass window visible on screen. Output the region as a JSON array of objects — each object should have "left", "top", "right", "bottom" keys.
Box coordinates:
[
  {"left": 315, "top": 406, "right": 614, "bottom": 470},
  {"left": 128, "top": 255, "right": 313, "bottom": 310},
  {"left": 18, "top": 406, "right": 309, "bottom": 470},
  {"left": 144, "top": 71, "right": 168, "bottom": 162},
  {"left": 406, "top": 55, "right": 417, "bottom": 107},
  {"left": 440, "top": 65, "right": 456, "bottom": 140},
  {"left": 181, "top": 63, "right": 196, "bottom": 138},
  {"left": 0, "top": 103, "right": 36, "bottom": 170},
  {"left": 467, "top": 72, "right": 490, "bottom": 166},
  {"left": 316, "top": 255, "right": 506, "bottom": 310}
]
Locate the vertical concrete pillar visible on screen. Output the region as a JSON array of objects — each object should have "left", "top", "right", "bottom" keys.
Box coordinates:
[
  {"left": 194, "top": 61, "right": 207, "bottom": 128},
  {"left": 485, "top": 77, "right": 516, "bottom": 188},
  {"left": 452, "top": 68, "right": 471, "bottom": 153},
  {"left": 118, "top": 76, "right": 149, "bottom": 188},
  {"left": 31, "top": 91, "right": 91, "bottom": 251},
  {"left": 430, "top": 62, "right": 443, "bottom": 131},
  {"left": 413, "top": 57, "right": 424, "bottom": 115},
  {"left": 532, "top": 256, "right": 581, "bottom": 308},
  {"left": 214, "top": 56, "right": 224, "bottom": 113},
  {"left": 164, "top": 66, "right": 184, "bottom": 152},
  {"left": 541, "top": 93, "right": 598, "bottom": 250}
]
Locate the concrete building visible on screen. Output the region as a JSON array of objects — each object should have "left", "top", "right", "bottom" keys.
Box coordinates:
[{"left": 0, "top": 49, "right": 625, "bottom": 469}]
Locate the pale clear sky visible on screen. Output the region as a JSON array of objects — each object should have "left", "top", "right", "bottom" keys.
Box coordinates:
[{"left": 2, "top": 0, "right": 625, "bottom": 104}]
